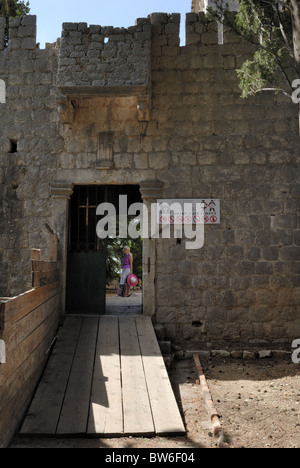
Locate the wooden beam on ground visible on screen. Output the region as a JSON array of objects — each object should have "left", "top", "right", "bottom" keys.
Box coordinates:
[
  {"left": 193, "top": 353, "right": 229, "bottom": 448},
  {"left": 136, "top": 316, "right": 186, "bottom": 436},
  {"left": 56, "top": 317, "right": 98, "bottom": 435},
  {"left": 20, "top": 317, "right": 82, "bottom": 435},
  {"left": 88, "top": 316, "right": 123, "bottom": 436},
  {"left": 119, "top": 317, "right": 155, "bottom": 436}
]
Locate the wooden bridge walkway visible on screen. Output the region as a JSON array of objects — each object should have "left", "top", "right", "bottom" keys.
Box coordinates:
[{"left": 20, "top": 316, "right": 185, "bottom": 438}]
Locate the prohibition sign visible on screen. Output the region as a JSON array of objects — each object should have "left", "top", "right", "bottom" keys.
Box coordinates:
[{"left": 210, "top": 215, "right": 217, "bottom": 223}]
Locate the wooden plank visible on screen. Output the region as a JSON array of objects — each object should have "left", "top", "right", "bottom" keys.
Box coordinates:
[
  {"left": 0, "top": 297, "right": 61, "bottom": 382},
  {"left": 46, "top": 229, "right": 58, "bottom": 262},
  {"left": 0, "top": 304, "right": 61, "bottom": 447},
  {"left": 31, "top": 261, "right": 58, "bottom": 272},
  {"left": 88, "top": 316, "right": 123, "bottom": 436},
  {"left": 135, "top": 316, "right": 186, "bottom": 436},
  {"left": 0, "top": 358, "right": 46, "bottom": 449},
  {"left": 31, "top": 249, "right": 41, "bottom": 261},
  {"left": 2, "top": 281, "right": 59, "bottom": 325},
  {"left": 119, "top": 317, "right": 155, "bottom": 436},
  {"left": 0, "top": 305, "right": 61, "bottom": 417},
  {"left": 3, "top": 294, "right": 60, "bottom": 353},
  {"left": 56, "top": 317, "right": 98, "bottom": 435},
  {"left": 20, "top": 317, "right": 82, "bottom": 435},
  {"left": 32, "top": 270, "right": 60, "bottom": 288}
]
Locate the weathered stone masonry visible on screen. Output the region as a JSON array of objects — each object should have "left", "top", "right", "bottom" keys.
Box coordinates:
[{"left": 0, "top": 12, "right": 299, "bottom": 349}]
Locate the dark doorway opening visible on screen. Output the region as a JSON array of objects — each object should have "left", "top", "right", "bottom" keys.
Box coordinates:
[{"left": 66, "top": 184, "right": 143, "bottom": 315}]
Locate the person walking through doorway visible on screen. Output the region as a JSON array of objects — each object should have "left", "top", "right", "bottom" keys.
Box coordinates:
[{"left": 120, "top": 246, "right": 133, "bottom": 297}]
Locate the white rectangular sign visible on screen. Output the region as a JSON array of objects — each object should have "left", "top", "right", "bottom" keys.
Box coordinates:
[
  {"left": 0, "top": 80, "right": 6, "bottom": 104},
  {"left": 157, "top": 199, "right": 220, "bottom": 225}
]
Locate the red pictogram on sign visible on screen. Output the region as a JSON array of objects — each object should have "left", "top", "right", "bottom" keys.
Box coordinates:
[{"left": 210, "top": 215, "right": 217, "bottom": 223}]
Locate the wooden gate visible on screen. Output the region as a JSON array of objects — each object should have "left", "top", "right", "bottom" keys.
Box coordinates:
[
  {"left": 66, "top": 186, "right": 106, "bottom": 314},
  {"left": 66, "top": 184, "right": 143, "bottom": 315}
]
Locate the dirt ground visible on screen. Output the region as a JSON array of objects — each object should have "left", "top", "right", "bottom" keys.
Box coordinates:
[{"left": 9, "top": 355, "right": 300, "bottom": 449}]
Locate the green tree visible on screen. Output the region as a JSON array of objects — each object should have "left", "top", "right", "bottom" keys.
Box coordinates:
[
  {"left": 209, "top": 0, "right": 300, "bottom": 133},
  {"left": 0, "top": 0, "right": 30, "bottom": 46}
]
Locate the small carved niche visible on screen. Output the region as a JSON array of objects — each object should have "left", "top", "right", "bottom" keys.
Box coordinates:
[{"left": 95, "top": 131, "right": 114, "bottom": 170}]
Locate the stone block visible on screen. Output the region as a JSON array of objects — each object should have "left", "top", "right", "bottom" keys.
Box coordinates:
[
  {"left": 223, "top": 54, "right": 236, "bottom": 69},
  {"left": 63, "top": 23, "right": 78, "bottom": 31},
  {"left": 9, "top": 17, "right": 21, "bottom": 28},
  {"left": 21, "top": 15, "right": 37, "bottom": 27},
  {"left": 21, "top": 38, "right": 36, "bottom": 49},
  {"left": 8, "top": 38, "right": 21, "bottom": 50},
  {"left": 149, "top": 13, "right": 170, "bottom": 24},
  {"left": 280, "top": 246, "right": 300, "bottom": 262},
  {"left": 243, "top": 351, "right": 256, "bottom": 359},
  {"left": 212, "top": 349, "right": 230, "bottom": 358},
  {"left": 18, "top": 25, "right": 36, "bottom": 38},
  {"left": 273, "top": 214, "right": 298, "bottom": 229},
  {"left": 262, "top": 246, "right": 279, "bottom": 261}
]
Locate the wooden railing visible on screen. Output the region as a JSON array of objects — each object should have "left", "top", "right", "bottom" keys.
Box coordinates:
[{"left": 0, "top": 239, "right": 62, "bottom": 447}]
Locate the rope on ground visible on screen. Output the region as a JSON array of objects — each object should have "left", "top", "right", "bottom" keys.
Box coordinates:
[{"left": 193, "top": 353, "right": 229, "bottom": 448}]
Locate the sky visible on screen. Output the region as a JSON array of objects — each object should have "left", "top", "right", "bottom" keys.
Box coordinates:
[{"left": 27, "top": 0, "right": 192, "bottom": 48}]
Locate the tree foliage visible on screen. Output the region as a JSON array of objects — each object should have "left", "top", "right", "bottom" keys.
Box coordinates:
[
  {"left": 0, "top": 0, "right": 30, "bottom": 17},
  {"left": 208, "top": 0, "right": 299, "bottom": 99}
]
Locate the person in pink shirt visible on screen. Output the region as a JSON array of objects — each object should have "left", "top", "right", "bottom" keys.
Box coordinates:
[{"left": 120, "top": 246, "right": 133, "bottom": 297}]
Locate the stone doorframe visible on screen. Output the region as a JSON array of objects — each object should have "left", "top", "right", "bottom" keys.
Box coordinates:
[{"left": 50, "top": 180, "right": 164, "bottom": 317}]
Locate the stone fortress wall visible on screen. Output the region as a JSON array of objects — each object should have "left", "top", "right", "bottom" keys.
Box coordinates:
[{"left": 0, "top": 12, "right": 299, "bottom": 348}]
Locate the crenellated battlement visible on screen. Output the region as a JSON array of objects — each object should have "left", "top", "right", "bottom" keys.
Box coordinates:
[
  {"left": 55, "top": 11, "right": 249, "bottom": 97},
  {"left": 57, "top": 18, "right": 152, "bottom": 93},
  {"left": 185, "top": 11, "right": 244, "bottom": 46},
  {"left": 0, "top": 12, "right": 247, "bottom": 58}
]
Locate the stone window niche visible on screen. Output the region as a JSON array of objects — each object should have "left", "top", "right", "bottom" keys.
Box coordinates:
[{"left": 8, "top": 139, "right": 18, "bottom": 154}]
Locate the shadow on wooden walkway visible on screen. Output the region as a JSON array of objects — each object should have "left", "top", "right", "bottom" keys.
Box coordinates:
[{"left": 20, "top": 316, "right": 185, "bottom": 438}]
